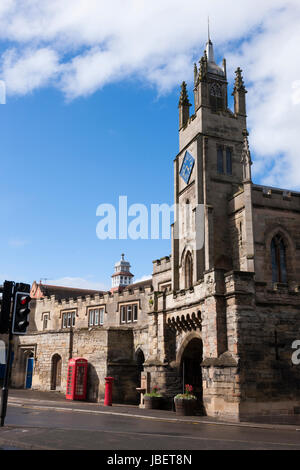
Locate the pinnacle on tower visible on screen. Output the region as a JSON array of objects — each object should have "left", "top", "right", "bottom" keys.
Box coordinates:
[
  {"left": 234, "top": 67, "right": 247, "bottom": 93},
  {"left": 178, "top": 81, "right": 191, "bottom": 107},
  {"left": 178, "top": 81, "right": 192, "bottom": 130},
  {"left": 241, "top": 129, "right": 252, "bottom": 182},
  {"left": 233, "top": 67, "right": 247, "bottom": 116}
]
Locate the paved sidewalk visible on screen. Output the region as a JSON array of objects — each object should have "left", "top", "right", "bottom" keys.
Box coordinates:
[{"left": 5, "top": 389, "right": 300, "bottom": 431}]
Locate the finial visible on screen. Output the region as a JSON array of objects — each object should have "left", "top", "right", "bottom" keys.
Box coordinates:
[
  {"left": 208, "top": 16, "right": 211, "bottom": 42},
  {"left": 121, "top": 253, "right": 125, "bottom": 260},
  {"left": 194, "top": 63, "right": 198, "bottom": 85},
  {"left": 178, "top": 82, "right": 191, "bottom": 107},
  {"left": 241, "top": 129, "right": 252, "bottom": 182},
  {"left": 234, "top": 67, "right": 247, "bottom": 93},
  {"left": 198, "top": 55, "right": 207, "bottom": 81}
]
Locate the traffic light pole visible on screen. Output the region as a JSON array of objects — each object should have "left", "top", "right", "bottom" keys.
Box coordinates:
[
  {"left": 0, "top": 281, "right": 31, "bottom": 426},
  {"left": 0, "top": 328, "right": 13, "bottom": 427},
  {"left": 0, "top": 282, "right": 15, "bottom": 427}
]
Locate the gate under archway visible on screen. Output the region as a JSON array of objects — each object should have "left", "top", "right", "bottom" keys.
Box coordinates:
[{"left": 179, "top": 336, "right": 203, "bottom": 409}]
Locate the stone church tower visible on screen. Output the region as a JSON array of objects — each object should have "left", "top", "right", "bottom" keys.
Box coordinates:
[{"left": 173, "top": 35, "right": 253, "bottom": 293}]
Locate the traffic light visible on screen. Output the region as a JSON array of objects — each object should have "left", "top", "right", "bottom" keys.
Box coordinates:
[
  {"left": 0, "top": 281, "right": 13, "bottom": 334},
  {"left": 12, "top": 286, "right": 31, "bottom": 335}
]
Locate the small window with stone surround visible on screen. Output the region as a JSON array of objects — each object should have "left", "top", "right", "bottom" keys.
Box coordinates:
[
  {"left": 88, "top": 307, "right": 104, "bottom": 327},
  {"left": 120, "top": 304, "right": 138, "bottom": 324},
  {"left": 62, "top": 311, "right": 76, "bottom": 329},
  {"left": 42, "top": 313, "right": 49, "bottom": 330}
]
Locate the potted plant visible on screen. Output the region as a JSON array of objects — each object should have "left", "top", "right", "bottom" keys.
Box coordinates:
[
  {"left": 144, "top": 386, "right": 163, "bottom": 409},
  {"left": 174, "top": 384, "right": 197, "bottom": 416}
]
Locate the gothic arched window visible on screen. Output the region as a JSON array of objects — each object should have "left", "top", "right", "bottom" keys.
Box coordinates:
[
  {"left": 210, "top": 82, "right": 223, "bottom": 112},
  {"left": 271, "top": 234, "right": 287, "bottom": 283},
  {"left": 185, "top": 252, "right": 193, "bottom": 289}
]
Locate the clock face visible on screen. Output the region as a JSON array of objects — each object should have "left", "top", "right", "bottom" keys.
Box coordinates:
[{"left": 180, "top": 151, "right": 195, "bottom": 185}]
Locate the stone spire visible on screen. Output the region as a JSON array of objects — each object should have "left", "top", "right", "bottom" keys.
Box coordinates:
[
  {"left": 241, "top": 129, "right": 252, "bottom": 182},
  {"left": 206, "top": 16, "right": 215, "bottom": 63}
]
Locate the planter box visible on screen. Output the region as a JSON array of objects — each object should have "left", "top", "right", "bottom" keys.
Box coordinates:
[
  {"left": 174, "top": 398, "right": 197, "bottom": 416},
  {"left": 144, "top": 396, "right": 163, "bottom": 410}
]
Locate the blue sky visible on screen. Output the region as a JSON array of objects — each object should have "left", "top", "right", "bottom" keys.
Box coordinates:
[
  {"left": 0, "top": 81, "right": 179, "bottom": 288},
  {"left": 0, "top": 0, "right": 299, "bottom": 290}
]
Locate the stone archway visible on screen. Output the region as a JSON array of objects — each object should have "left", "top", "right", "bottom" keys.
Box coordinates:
[
  {"left": 136, "top": 348, "right": 145, "bottom": 374},
  {"left": 50, "top": 354, "right": 62, "bottom": 391},
  {"left": 177, "top": 334, "right": 203, "bottom": 408},
  {"left": 135, "top": 348, "right": 145, "bottom": 388}
]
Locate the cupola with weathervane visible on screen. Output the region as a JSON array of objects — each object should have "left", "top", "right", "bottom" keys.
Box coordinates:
[{"left": 111, "top": 254, "right": 134, "bottom": 292}]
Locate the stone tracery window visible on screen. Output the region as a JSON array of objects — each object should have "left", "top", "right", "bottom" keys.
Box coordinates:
[
  {"left": 210, "top": 82, "right": 223, "bottom": 112},
  {"left": 271, "top": 234, "right": 287, "bottom": 283}
]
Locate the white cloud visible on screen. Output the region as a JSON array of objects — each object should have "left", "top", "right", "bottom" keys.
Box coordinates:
[
  {"left": 8, "top": 238, "right": 29, "bottom": 247},
  {"left": 134, "top": 274, "right": 152, "bottom": 284},
  {"left": 45, "top": 276, "right": 109, "bottom": 291},
  {"left": 2, "top": 47, "right": 59, "bottom": 95},
  {"left": 0, "top": 1, "right": 299, "bottom": 187}
]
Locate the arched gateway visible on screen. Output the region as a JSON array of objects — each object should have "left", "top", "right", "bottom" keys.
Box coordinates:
[
  {"left": 50, "top": 354, "right": 62, "bottom": 391},
  {"left": 177, "top": 334, "right": 203, "bottom": 408}
]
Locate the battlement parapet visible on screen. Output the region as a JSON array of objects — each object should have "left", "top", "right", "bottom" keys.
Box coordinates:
[
  {"left": 152, "top": 255, "right": 172, "bottom": 275},
  {"left": 37, "top": 283, "right": 152, "bottom": 311},
  {"left": 252, "top": 185, "right": 300, "bottom": 210}
]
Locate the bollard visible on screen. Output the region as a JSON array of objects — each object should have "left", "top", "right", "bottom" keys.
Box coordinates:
[{"left": 104, "top": 377, "right": 115, "bottom": 406}]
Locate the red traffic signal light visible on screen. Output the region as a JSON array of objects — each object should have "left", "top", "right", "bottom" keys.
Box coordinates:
[
  {"left": 20, "top": 296, "right": 30, "bottom": 306},
  {"left": 12, "top": 292, "right": 31, "bottom": 335}
]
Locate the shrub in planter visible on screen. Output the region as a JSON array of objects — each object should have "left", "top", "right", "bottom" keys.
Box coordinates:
[
  {"left": 144, "top": 386, "right": 163, "bottom": 410},
  {"left": 174, "top": 384, "right": 197, "bottom": 416}
]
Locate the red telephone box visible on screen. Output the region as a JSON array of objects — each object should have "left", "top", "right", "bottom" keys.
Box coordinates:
[{"left": 66, "top": 358, "right": 88, "bottom": 401}]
